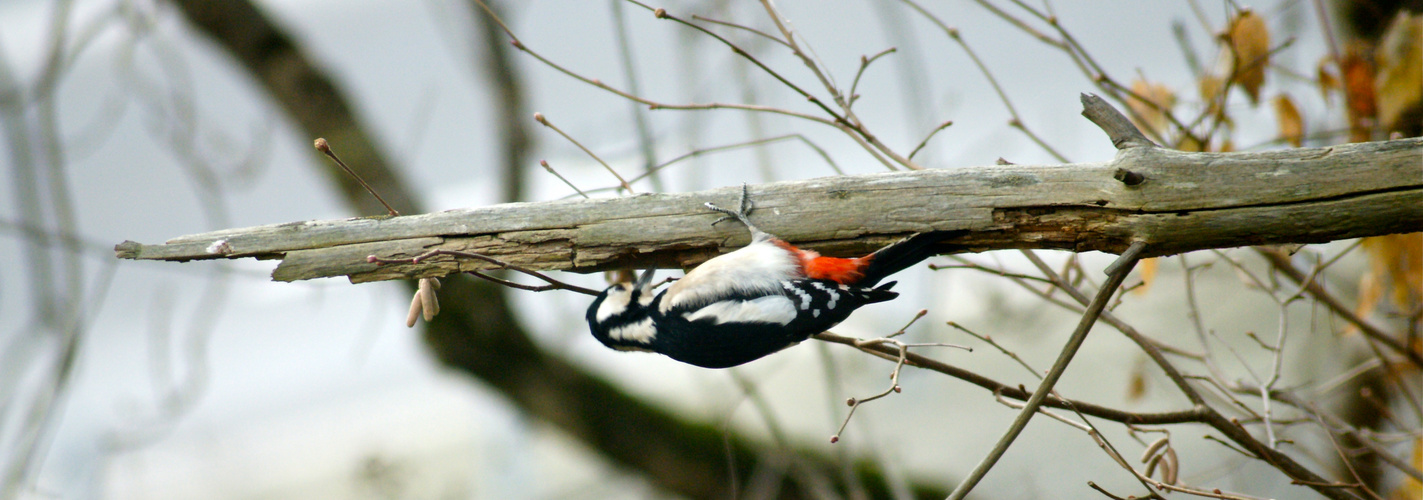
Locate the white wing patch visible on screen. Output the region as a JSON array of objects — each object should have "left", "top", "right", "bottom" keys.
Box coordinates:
[
  {"left": 683, "top": 295, "right": 797, "bottom": 325},
  {"left": 609, "top": 317, "right": 657, "bottom": 344},
  {"left": 662, "top": 240, "right": 801, "bottom": 312}
]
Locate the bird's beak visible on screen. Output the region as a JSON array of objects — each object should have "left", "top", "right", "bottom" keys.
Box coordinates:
[{"left": 634, "top": 268, "right": 657, "bottom": 291}]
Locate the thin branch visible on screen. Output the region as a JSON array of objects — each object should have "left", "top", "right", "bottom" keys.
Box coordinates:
[
  {"left": 539, "top": 159, "right": 589, "bottom": 198},
  {"left": 902, "top": 0, "right": 1069, "bottom": 162},
  {"left": 948, "top": 321, "right": 1040, "bottom": 378},
  {"left": 907, "top": 120, "right": 953, "bottom": 161},
  {"left": 608, "top": 0, "right": 662, "bottom": 191},
  {"left": 628, "top": 133, "right": 844, "bottom": 183},
  {"left": 315, "top": 138, "right": 399, "bottom": 217},
  {"left": 814, "top": 332, "right": 1211, "bottom": 426},
  {"left": 688, "top": 14, "right": 792, "bottom": 50},
  {"left": 847, "top": 47, "right": 897, "bottom": 111},
  {"left": 469, "top": 0, "right": 839, "bottom": 126},
  {"left": 1255, "top": 247, "right": 1422, "bottom": 367},
  {"left": 534, "top": 112, "right": 634, "bottom": 193},
  {"left": 368, "top": 249, "right": 600, "bottom": 296},
  {"left": 948, "top": 241, "right": 1147, "bottom": 499}
]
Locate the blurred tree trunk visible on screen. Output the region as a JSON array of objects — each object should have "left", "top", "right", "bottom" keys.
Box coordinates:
[{"left": 168, "top": 1, "right": 944, "bottom": 498}]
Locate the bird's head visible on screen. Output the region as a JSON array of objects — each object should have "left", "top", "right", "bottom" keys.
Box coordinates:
[{"left": 586, "top": 269, "right": 661, "bottom": 352}]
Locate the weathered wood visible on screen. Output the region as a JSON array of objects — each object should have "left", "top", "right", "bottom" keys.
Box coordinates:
[
  {"left": 114, "top": 134, "right": 1422, "bottom": 283},
  {"left": 114, "top": 96, "right": 1421, "bottom": 283}
]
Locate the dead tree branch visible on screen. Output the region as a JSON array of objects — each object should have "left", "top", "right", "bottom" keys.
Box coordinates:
[{"left": 116, "top": 97, "right": 1421, "bottom": 285}]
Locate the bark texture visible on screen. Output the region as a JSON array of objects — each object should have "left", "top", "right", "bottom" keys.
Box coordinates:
[{"left": 119, "top": 137, "right": 1423, "bottom": 284}]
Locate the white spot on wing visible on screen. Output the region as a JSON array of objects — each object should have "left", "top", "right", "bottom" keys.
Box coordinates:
[
  {"left": 683, "top": 295, "right": 796, "bottom": 325},
  {"left": 791, "top": 287, "right": 811, "bottom": 309},
  {"left": 610, "top": 318, "right": 656, "bottom": 343},
  {"left": 811, "top": 283, "right": 839, "bottom": 309}
]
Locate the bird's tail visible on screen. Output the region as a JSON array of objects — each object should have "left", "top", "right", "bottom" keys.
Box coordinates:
[{"left": 857, "top": 230, "right": 966, "bottom": 287}]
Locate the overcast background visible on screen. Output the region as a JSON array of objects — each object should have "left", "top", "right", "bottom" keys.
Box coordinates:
[{"left": 0, "top": 1, "right": 1363, "bottom": 499}]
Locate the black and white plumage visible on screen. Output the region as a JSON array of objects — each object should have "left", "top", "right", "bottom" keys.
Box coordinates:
[{"left": 586, "top": 187, "right": 962, "bottom": 368}]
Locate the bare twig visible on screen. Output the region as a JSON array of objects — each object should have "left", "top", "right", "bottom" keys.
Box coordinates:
[
  {"left": 907, "top": 120, "right": 953, "bottom": 161},
  {"left": 627, "top": 133, "right": 844, "bottom": 183},
  {"left": 902, "top": 0, "right": 1069, "bottom": 162},
  {"left": 830, "top": 310, "right": 971, "bottom": 443},
  {"left": 369, "top": 249, "right": 600, "bottom": 296},
  {"left": 608, "top": 0, "right": 661, "bottom": 191},
  {"left": 539, "top": 159, "right": 589, "bottom": 199},
  {"left": 534, "top": 112, "right": 634, "bottom": 193},
  {"left": 1254, "top": 247, "right": 1422, "bottom": 367},
  {"left": 847, "top": 47, "right": 897, "bottom": 111},
  {"left": 315, "top": 138, "right": 399, "bottom": 217},
  {"left": 814, "top": 331, "right": 1211, "bottom": 426},
  {"left": 948, "top": 321, "right": 1040, "bottom": 378},
  {"left": 948, "top": 241, "right": 1147, "bottom": 499}
]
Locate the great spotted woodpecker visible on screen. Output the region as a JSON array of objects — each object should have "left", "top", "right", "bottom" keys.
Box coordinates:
[{"left": 586, "top": 186, "right": 962, "bottom": 368}]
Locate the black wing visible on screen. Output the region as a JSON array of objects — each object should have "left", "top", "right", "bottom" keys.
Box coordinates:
[{"left": 654, "top": 279, "right": 898, "bottom": 368}]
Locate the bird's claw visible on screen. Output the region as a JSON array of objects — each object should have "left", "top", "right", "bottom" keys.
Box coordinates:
[{"left": 705, "top": 184, "right": 756, "bottom": 227}]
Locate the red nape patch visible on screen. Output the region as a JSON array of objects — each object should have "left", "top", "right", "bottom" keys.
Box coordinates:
[{"left": 804, "top": 256, "right": 869, "bottom": 283}]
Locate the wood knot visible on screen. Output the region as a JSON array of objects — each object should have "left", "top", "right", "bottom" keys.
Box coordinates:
[{"left": 1113, "top": 168, "right": 1145, "bottom": 186}]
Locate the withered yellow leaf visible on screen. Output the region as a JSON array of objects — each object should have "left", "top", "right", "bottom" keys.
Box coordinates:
[
  {"left": 1228, "top": 10, "right": 1270, "bottom": 104},
  {"left": 1198, "top": 73, "right": 1228, "bottom": 122},
  {"left": 1273, "top": 93, "right": 1304, "bottom": 147},
  {"left": 1126, "top": 356, "right": 1149, "bottom": 401},
  {"left": 1133, "top": 257, "right": 1159, "bottom": 295},
  {"left": 1128, "top": 80, "right": 1177, "bottom": 137},
  {"left": 1361, "top": 233, "right": 1423, "bottom": 311},
  {"left": 1317, "top": 57, "right": 1340, "bottom": 103},
  {"left": 1403, "top": 437, "right": 1423, "bottom": 498},
  {"left": 1374, "top": 12, "right": 1422, "bottom": 131}
]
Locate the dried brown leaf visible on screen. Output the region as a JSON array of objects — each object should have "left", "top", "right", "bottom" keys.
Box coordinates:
[
  {"left": 1128, "top": 80, "right": 1176, "bottom": 136},
  {"left": 1361, "top": 233, "right": 1423, "bottom": 310},
  {"left": 1317, "top": 57, "right": 1340, "bottom": 103},
  {"left": 1132, "top": 257, "right": 1159, "bottom": 295},
  {"left": 1198, "top": 73, "right": 1228, "bottom": 123},
  {"left": 1177, "top": 134, "right": 1206, "bottom": 152},
  {"left": 1403, "top": 437, "right": 1423, "bottom": 498},
  {"left": 1342, "top": 44, "right": 1379, "bottom": 142},
  {"left": 1228, "top": 9, "right": 1270, "bottom": 104},
  {"left": 1374, "top": 12, "right": 1422, "bottom": 131},
  {"left": 1391, "top": 438, "right": 1423, "bottom": 498},
  {"left": 1273, "top": 93, "right": 1305, "bottom": 147},
  {"left": 1314, "top": 58, "right": 1337, "bottom": 93},
  {"left": 1126, "top": 356, "right": 1148, "bottom": 401}
]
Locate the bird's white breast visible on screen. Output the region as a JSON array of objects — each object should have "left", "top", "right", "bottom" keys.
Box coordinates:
[{"left": 661, "top": 240, "right": 801, "bottom": 312}]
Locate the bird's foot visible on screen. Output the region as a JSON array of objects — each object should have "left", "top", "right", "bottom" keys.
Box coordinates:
[{"left": 705, "top": 183, "right": 755, "bottom": 228}]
